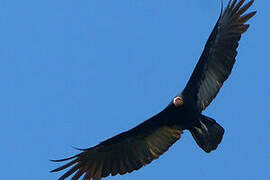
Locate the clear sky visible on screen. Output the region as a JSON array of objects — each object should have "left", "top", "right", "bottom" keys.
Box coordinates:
[{"left": 1, "top": 0, "right": 269, "bottom": 179}]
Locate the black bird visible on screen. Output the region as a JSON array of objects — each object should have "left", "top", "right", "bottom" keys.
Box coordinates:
[{"left": 51, "top": 0, "right": 256, "bottom": 179}]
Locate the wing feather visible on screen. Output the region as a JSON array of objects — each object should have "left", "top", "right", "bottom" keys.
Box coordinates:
[
  {"left": 182, "top": 0, "right": 256, "bottom": 112},
  {"left": 51, "top": 113, "right": 183, "bottom": 180}
]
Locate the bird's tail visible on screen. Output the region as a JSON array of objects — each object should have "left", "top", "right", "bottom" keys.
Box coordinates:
[{"left": 189, "top": 115, "right": 224, "bottom": 153}]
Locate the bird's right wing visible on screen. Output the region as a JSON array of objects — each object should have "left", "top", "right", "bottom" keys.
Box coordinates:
[
  {"left": 181, "top": 0, "right": 256, "bottom": 112},
  {"left": 51, "top": 114, "right": 183, "bottom": 180}
]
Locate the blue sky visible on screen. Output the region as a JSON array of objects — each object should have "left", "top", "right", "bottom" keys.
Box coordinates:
[{"left": 1, "top": 0, "right": 269, "bottom": 179}]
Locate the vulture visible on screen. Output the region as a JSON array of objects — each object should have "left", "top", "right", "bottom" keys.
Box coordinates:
[{"left": 51, "top": 0, "right": 256, "bottom": 179}]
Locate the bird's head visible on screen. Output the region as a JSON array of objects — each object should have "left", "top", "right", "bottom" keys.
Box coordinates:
[{"left": 173, "top": 96, "right": 184, "bottom": 107}]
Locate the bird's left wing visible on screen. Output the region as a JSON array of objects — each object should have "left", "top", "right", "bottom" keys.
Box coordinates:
[
  {"left": 181, "top": 0, "right": 256, "bottom": 112},
  {"left": 51, "top": 116, "right": 183, "bottom": 180}
]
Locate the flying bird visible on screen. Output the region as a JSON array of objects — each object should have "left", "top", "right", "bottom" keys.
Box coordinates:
[{"left": 51, "top": 0, "right": 256, "bottom": 179}]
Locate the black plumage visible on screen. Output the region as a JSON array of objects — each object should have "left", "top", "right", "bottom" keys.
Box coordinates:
[{"left": 51, "top": 0, "right": 256, "bottom": 179}]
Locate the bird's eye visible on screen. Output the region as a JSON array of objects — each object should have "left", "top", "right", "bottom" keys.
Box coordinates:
[{"left": 173, "top": 97, "right": 184, "bottom": 107}]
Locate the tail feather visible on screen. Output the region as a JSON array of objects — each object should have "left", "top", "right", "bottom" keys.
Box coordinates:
[{"left": 189, "top": 115, "right": 224, "bottom": 153}]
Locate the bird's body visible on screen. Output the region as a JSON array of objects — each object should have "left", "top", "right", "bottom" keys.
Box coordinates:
[
  {"left": 102, "top": 101, "right": 197, "bottom": 146},
  {"left": 51, "top": 0, "right": 256, "bottom": 179}
]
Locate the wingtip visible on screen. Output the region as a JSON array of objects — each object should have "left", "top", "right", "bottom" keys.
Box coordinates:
[
  {"left": 248, "top": 11, "right": 257, "bottom": 21},
  {"left": 71, "top": 145, "right": 90, "bottom": 151},
  {"left": 50, "top": 168, "right": 58, "bottom": 173},
  {"left": 219, "top": 0, "right": 224, "bottom": 15},
  {"left": 50, "top": 154, "right": 78, "bottom": 162},
  {"left": 250, "top": 10, "right": 257, "bottom": 16}
]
